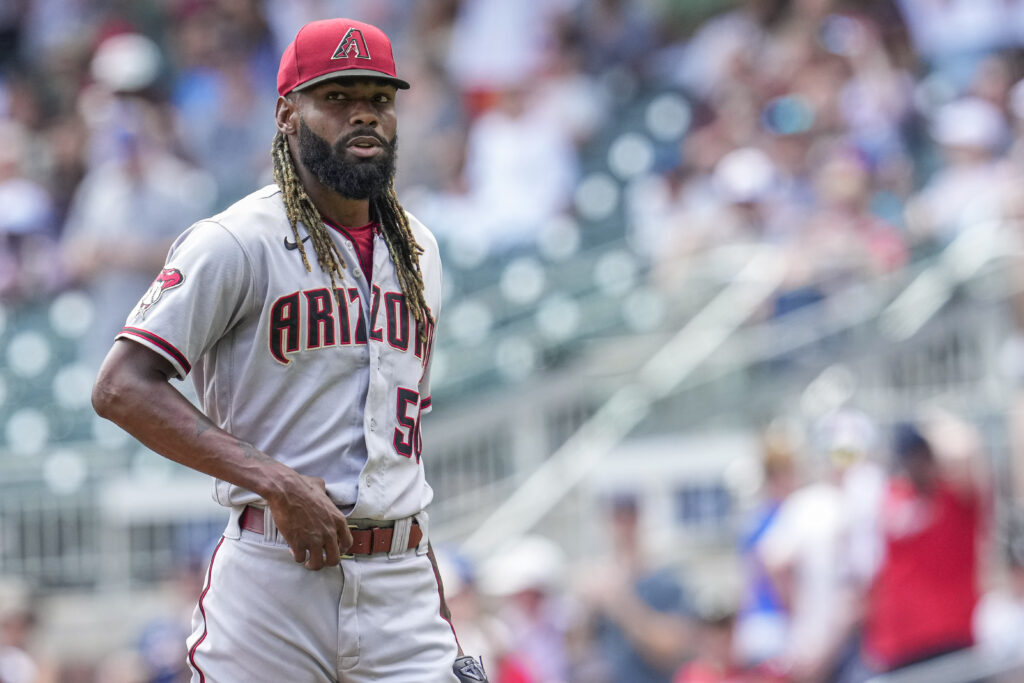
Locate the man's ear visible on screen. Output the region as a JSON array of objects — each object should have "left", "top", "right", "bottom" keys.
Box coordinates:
[{"left": 275, "top": 95, "right": 298, "bottom": 136}]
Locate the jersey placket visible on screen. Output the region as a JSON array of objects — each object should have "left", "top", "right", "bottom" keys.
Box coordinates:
[{"left": 357, "top": 232, "right": 390, "bottom": 509}]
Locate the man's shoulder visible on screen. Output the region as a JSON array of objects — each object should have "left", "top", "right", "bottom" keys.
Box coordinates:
[
  {"left": 403, "top": 210, "right": 439, "bottom": 253},
  {"left": 169, "top": 185, "right": 285, "bottom": 258},
  {"left": 205, "top": 185, "right": 286, "bottom": 237}
]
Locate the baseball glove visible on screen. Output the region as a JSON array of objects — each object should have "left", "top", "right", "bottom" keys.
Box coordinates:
[{"left": 453, "top": 655, "right": 488, "bottom": 682}]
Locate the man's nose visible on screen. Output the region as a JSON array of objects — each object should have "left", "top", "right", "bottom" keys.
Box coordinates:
[{"left": 349, "top": 102, "right": 379, "bottom": 128}]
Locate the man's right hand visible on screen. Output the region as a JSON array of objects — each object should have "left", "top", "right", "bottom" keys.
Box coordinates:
[
  {"left": 266, "top": 471, "right": 354, "bottom": 570},
  {"left": 92, "top": 341, "right": 354, "bottom": 571}
]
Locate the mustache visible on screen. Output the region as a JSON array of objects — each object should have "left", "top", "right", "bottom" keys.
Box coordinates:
[{"left": 337, "top": 128, "right": 392, "bottom": 151}]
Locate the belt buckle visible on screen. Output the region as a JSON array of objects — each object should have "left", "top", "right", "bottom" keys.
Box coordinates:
[{"left": 341, "top": 524, "right": 358, "bottom": 560}]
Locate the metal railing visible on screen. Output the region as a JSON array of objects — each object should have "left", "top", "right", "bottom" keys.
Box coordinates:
[
  {"left": 0, "top": 219, "right": 1019, "bottom": 588},
  {"left": 422, "top": 219, "right": 1023, "bottom": 555}
]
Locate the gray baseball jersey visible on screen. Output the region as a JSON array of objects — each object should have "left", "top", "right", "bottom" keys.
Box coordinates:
[{"left": 117, "top": 183, "right": 441, "bottom": 521}]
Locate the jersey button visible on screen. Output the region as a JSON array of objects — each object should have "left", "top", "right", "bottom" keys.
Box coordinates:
[
  {"left": 353, "top": 269, "right": 363, "bottom": 278},
  {"left": 369, "top": 418, "right": 377, "bottom": 430}
]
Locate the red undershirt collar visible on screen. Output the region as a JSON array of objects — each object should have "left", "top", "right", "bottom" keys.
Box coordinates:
[{"left": 321, "top": 215, "right": 377, "bottom": 279}]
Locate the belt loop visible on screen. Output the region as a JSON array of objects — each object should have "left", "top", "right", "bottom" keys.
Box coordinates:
[
  {"left": 413, "top": 511, "right": 429, "bottom": 555},
  {"left": 263, "top": 506, "right": 280, "bottom": 544},
  {"left": 226, "top": 506, "right": 244, "bottom": 540},
  {"left": 389, "top": 517, "right": 412, "bottom": 559}
]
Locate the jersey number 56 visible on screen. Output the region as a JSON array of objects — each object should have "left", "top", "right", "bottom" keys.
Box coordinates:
[{"left": 393, "top": 387, "right": 423, "bottom": 462}]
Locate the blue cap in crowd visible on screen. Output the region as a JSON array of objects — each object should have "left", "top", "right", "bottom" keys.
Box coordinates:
[{"left": 892, "top": 422, "right": 931, "bottom": 461}]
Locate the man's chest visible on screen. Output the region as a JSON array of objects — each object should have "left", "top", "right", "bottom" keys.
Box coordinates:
[{"left": 246, "top": 238, "right": 435, "bottom": 373}]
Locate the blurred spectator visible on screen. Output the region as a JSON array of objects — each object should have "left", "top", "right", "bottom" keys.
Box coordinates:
[
  {"left": 829, "top": 12, "right": 915, "bottom": 177},
  {"left": 645, "top": 145, "right": 811, "bottom": 305},
  {"left": 461, "top": 82, "right": 578, "bottom": 255},
  {"left": 904, "top": 97, "right": 1013, "bottom": 248},
  {"left": 39, "top": 113, "right": 89, "bottom": 229},
  {"left": 444, "top": 0, "right": 576, "bottom": 116},
  {"left": 0, "top": 119, "right": 57, "bottom": 301},
  {"left": 573, "top": 494, "right": 694, "bottom": 683},
  {"left": 435, "top": 547, "right": 535, "bottom": 683},
  {"left": 526, "top": 20, "right": 609, "bottom": 149},
  {"left": 16, "top": 0, "right": 94, "bottom": 64},
  {"left": 757, "top": 408, "right": 885, "bottom": 683},
  {"left": 134, "top": 617, "right": 190, "bottom": 683},
  {"left": 0, "top": 582, "right": 41, "bottom": 683},
  {"left": 894, "top": 0, "right": 1012, "bottom": 91},
  {"left": 660, "top": 0, "right": 785, "bottom": 100},
  {"left": 967, "top": 53, "right": 1017, "bottom": 114},
  {"left": 60, "top": 32, "right": 215, "bottom": 368},
  {"left": 624, "top": 122, "right": 725, "bottom": 269},
  {"left": 572, "top": 0, "right": 657, "bottom": 78},
  {"left": 479, "top": 535, "right": 572, "bottom": 683},
  {"left": 791, "top": 144, "right": 908, "bottom": 302},
  {"left": 673, "top": 603, "right": 786, "bottom": 683},
  {"left": 130, "top": 552, "right": 209, "bottom": 683},
  {"left": 734, "top": 423, "right": 799, "bottom": 668},
  {"left": 169, "top": 1, "right": 278, "bottom": 207},
  {"left": 59, "top": 115, "right": 215, "bottom": 368},
  {"left": 974, "top": 532, "right": 1024, "bottom": 664},
  {"left": 659, "top": 145, "right": 779, "bottom": 258},
  {"left": 673, "top": 606, "right": 740, "bottom": 683},
  {"left": 822, "top": 410, "right": 887, "bottom": 593},
  {"left": 391, "top": 57, "right": 466, "bottom": 196},
  {"left": 80, "top": 32, "right": 168, "bottom": 164},
  {"left": 999, "top": 76, "right": 1024, "bottom": 233},
  {"left": 859, "top": 414, "right": 991, "bottom": 676},
  {"left": 0, "top": 2, "right": 25, "bottom": 66}
]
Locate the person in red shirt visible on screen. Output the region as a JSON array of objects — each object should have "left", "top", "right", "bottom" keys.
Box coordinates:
[
  {"left": 861, "top": 417, "right": 988, "bottom": 674},
  {"left": 674, "top": 607, "right": 786, "bottom": 683}
]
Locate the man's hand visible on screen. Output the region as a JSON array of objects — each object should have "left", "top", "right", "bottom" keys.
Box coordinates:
[
  {"left": 91, "top": 340, "right": 353, "bottom": 572},
  {"left": 265, "top": 471, "right": 353, "bottom": 570}
]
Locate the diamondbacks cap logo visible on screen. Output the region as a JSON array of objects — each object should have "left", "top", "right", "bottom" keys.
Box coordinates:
[
  {"left": 132, "top": 268, "right": 184, "bottom": 320},
  {"left": 332, "top": 28, "right": 371, "bottom": 60}
]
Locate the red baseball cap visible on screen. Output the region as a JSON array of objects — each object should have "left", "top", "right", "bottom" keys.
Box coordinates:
[{"left": 277, "top": 18, "right": 410, "bottom": 96}]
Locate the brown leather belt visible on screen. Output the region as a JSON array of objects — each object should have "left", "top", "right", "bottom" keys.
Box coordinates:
[{"left": 240, "top": 506, "right": 422, "bottom": 556}]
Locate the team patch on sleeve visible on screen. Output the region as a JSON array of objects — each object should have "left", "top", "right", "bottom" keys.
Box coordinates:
[{"left": 131, "top": 268, "right": 185, "bottom": 321}]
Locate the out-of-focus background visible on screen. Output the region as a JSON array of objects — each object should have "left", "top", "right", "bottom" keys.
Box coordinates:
[{"left": 2, "top": 0, "right": 1024, "bottom": 681}]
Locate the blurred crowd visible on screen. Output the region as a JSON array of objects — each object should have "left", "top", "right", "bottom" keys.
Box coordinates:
[
  {"left": 1, "top": 406, "right": 1016, "bottom": 682},
  {"left": 425, "top": 406, "right": 1009, "bottom": 683},
  {"left": 5, "top": 0, "right": 1024, "bottom": 350},
  {"left": 3, "top": 0, "right": 1024, "bottom": 680},
  {"left": 4, "top": 0, "right": 1024, "bottom": 364}
]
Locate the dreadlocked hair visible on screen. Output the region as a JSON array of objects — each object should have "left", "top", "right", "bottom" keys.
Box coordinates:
[
  {"left": 271, "top": 131, "right": 347, "bottom": 289},
  {"left": 271, "top": 131, "right": 433, "bottom": 343}
]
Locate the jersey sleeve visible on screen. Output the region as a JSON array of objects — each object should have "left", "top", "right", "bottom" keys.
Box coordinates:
[
  {"left": 117, "top": 220, "right": 254, "bottom": 380},
  {"left": 418, "top": 261, "right": 442, "bottom": 416}
]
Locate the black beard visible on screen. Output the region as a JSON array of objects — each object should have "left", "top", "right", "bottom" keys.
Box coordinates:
[{"left": 297, "top": 121, "right": 397, "bottom": 200}]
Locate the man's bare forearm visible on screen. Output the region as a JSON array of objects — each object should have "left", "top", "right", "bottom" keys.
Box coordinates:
[
  {"left": 92, "top": 340, "right": 289, "bottom": 500},
  {"left": 94, "top": 340, "right": 355, "bottom": 570}
]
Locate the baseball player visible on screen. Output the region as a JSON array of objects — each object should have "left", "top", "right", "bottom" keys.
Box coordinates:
[{"left": 91, "top": 17, "right": 487, "bottom": 683}]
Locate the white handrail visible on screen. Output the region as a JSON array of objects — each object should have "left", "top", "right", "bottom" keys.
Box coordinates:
[
  {"left": 459, "top": 246, "right": 787, "bottom": 558},
  {"left": 455, "top": 218, "right": 1020, "bottom": 558}
]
